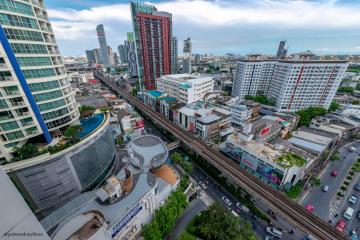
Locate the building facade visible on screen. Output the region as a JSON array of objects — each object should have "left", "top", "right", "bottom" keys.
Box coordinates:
[
  {"left": 85, "top": 50, "right": 96, "bottom": 64},
  {"left": 182, "top": 37, "right": 192, "bottom": 74},
  {"left": 118, "top": 44, "right": 128, "bottom": 64},
  {"left": 96, "top": 24, "right": 110, "bottom": 66},
  {"left": 156, "top": 74, "right": 214, "bottom": 104},
  {"left": 125, "top": 32, "right": 138, "bottom": 77},
  {"left": 130, "top": 2, "right": 172, "bottom": 90},
  {"left": 276, "top": 40, "right": 287, "bottom": 59},
  {"left": 232, "top": 55, "right": 349, "bottom": 112},
  {"left": 171, "top": 36, "right": 178, "bottom": 74},
  {"left": 0, "top": 0, "right": 79, "bottom": 160}
]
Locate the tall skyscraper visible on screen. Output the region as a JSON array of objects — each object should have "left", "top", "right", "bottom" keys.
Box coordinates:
[
  {"left": 276, "top": 40, "right": 288, "bottom": 59},
  {"left": 96, "top": 24, "right": 111, "bottom": 66},
  {"left": 118, "top": 44, "right": 128, "bottom": 64},
  {"left": 113, "top": 52, "right": 120, "bottom": 65},
  {"left": 0, "top": 0, "right": 79, "bottom": 160},
  {"left": 171, "top": 36, "right": 178, "bottom": 74},
  {"left": 93, "top": 48, "right": 100, "bottom": 63},
  {"left": 107, "top": 46, "right": 115, "bottom": 65},
  {"left": 125, "top": 32, "right": 138, "bottom": 77},
  {"left": 232, "top": 54, "right": 349, "bottom": 112},
  {"left": 85, "top": 50, "right": 96, "bottom": 64},
  {"left": 130, "top": 2, "right": 172, "bottom": 90},
  {"left": 182, "top": 37, "right": 192, "bottom": 74}
]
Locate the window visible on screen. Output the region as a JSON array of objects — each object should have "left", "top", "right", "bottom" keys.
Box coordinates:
[
  {"left": 0, "top": 13, "right": 38, "bottom": 29},
  {"left": 10, "top": 43, "right": 47, "bottom": 54},
  {"left": 34, "top": 90, "right": 63, "bottom": 102},
  {"left": 0, "top": 0, "right": 34, "bottom": 16},
  {"left": 0, "top": 71, "right": 12, "bottom": 81},
  {"left": 6, "top": 130, "right": 24, "bottom": 141},
  {"left": 43, "top": 107, "right": 69, "bottom": 121},
  {"left": 29, "top": 80, "right": 60, "bottom": 92},
  {"left": 17, "top": 57, "right": 52, "bottom": 67},
  {"left": 38, "top": 98, "right": 66, "bottom": 111},
  {"left": 0, "top": 99, "right": 8, "bottom": 109},
  {"left": 23, "top": 68, "right": 56, "bottom": 79},
  {"left": 4, "top": 28, "right": 43, "bottom": 41},
  {"left": 0, "top": 121, "right": 19, "bottom": 131}
]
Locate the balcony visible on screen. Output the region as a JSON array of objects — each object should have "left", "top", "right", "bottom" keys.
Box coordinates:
[
  {"left": 11, "top": 102, "right": 26, "bottom": 107},
  {"left": 17, "top": 112, "right": 31, "bottom": 117},
  {"left": 22, "top": 121, "right": 34, "bottom": 127},
  {"left": 0, "top": 76, "right": 13, "bottom": 82},
  {"left": 5, "top": 91, "right": 20, "bottom": 96}
]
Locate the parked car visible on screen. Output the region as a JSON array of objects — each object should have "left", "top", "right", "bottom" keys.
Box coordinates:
[
  {"left": 356, "top": 210, "right": 360, "bottom": 220},
  {"left": 222, "top": 196, "right": 232, "bottom": 206},
  {"left": 200, "top": 183, "right": 207, "bottom": 190},
  {"left": 349, "top": 195, "right": 358, "bottom": 204},
  {"left": 322, "top": 185, "right": 329, "bottom": 192},
  {"left": 344, "top": 207, "right": 355, "bottom": 220},
  {"left": 331, "top": 170, "right": 338, "bottom": 177},
  {"left": 266, "top": 227, "right": 283, "bottom": 238},
  {"left": 354, "top": 183, "right": 360, "bottom": 191},
  {"left": 336, "top": 220, "right": 346, "bottom": 232},
  {"left": 264, "top": 235, "right": 274, "bottom": 240},
  {"left": 350, "top": 147, "right": 357, "bottom": 152}
]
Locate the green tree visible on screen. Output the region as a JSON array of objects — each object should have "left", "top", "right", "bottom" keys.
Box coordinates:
[
  {"left": 356, "top": 83, "right": 360, "bottom": 91},
  {"left": 100, "top": 107, "right": 109, "bottom": 113},
  {"left": 171, "top": 152, "right": 182, "bottom": 164},
  {"left": 331, "top": 153, "right": 341, "bottom": 161},
  {"left": 337, "top": 86, "right": 354, "bottom": 94},
  {"left": 13, "top": 143, "right": 40, "bottom": 160},
  {"left": 310, "top": 177, "right": 321, "bottom": 187},
  {"left": 193, "top": 203, "right": 256, "bottom": 240},
  {"left": 352, "top": 100, "right": 360, "bottom": 105},
  {"left": 244, "top": 95, "right": 254, "bottom": 100},
  {"left": 63, "top": 125, "right": 82, "bottom": 142},
  {"left": 328, "top": 101, "right": 340, "bottom": 112},
  {"left": 79, "top": 105, "right": 95, "bottom": 118},
  {"left": 296, "top": 107, "right": 327, "bottom": 127},
  {"left": 131, "top": 88, "right": 137, "bottom": 96},
  {"left": 178, "top": 231, "right": 196, "bottom": 240}
]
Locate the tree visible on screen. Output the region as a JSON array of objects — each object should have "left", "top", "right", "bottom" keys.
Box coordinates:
[
  {"left": 171, "top": 152, "right": 182, "bottom": 164},
  {"left": 13, "top": 143, "right": 40, "bottom": 160},
  {"left": 331, "top": 153, "right": 341, "bottom": 161},
  {"left": 352, "top": 100, "right": 360, "bottom": 105},
  {"left": 310, "top": 177, "right": 321, "bottom": 187},
  {"left": 63, "top": 125, "right": 82, "bottom": 142},
  {"left": 191, "top": 203, "right": 256, "bottom": 240},
  {"left": 244, "top": 95, "right": 254, "bottom": 100},
  {"left": 296, "top": 107, "right": 327, "bottom": 127},
  {"left": 356, "top": 83, "right": 360, "bottom": 91},
  {"left": 328, "top": 101, "right": 340, "bottom": 112},
  {"left": 131, "top": 88, "right": 137, "bottom": 96},
  {"left": 100, "top": 107, "right": 109, "bottom": 113},
  {"left": 296, "top": 110, "right": 311, "bottom": 127},
  {"left": 337, "top": 86, "right": 354, "bottom": 94},
  {"left": 79, "top": 105, "right": 95, "bottom": 118},
  {"left": 178, "top": 231, "right": 196, "bottom": 240}
]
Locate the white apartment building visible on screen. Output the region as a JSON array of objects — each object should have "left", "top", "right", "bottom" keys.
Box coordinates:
[
  {"left": 232, "top": 55, "right": 348, "bottom": 112},
  {"left": 156, "top": 73, "right": 214, "bottom": 104},
  {"left": 232, "top": 60, "right": 275, "bottom": 99}
]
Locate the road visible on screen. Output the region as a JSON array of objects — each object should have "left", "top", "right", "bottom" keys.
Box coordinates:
[
  {"left": 302, "top": 142, "right": 360, "bottom": 227},
  {"left": 96, "top": 71, "right": 350, "bottom": 240}
]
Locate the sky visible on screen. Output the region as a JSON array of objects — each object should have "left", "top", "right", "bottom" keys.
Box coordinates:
[{"left": 44, "top": 0, "right": 360, "bottom": 56}]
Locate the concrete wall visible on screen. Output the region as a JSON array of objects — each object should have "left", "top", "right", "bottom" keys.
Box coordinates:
[{"left": 8, "top": 126, "right": 116, "bottom": 218}]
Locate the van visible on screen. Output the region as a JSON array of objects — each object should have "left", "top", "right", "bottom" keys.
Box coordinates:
[
  {"left": 231, "top": 210, "right": 239, "bottom": 218},
  {"left": 344, "top": 207, "right": 354, "bottom": 220},
  {"left": 266, "top": 227, "right": 283, "bottom": 238}
]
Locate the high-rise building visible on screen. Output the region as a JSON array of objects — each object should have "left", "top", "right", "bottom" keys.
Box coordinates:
[
  {"left": 171, "top": 36, "right": 178, "bottom": 74},
  {"left": 93, "top": 48, "right": 100, "bottom": 63},
  {"left": 107, "top": 46, "right": 115, "bottom": 65},
  {"left": 113, "top": 52, "right": 120, "bottom": 65},
  {"left": 194, "top": 54, "right": 201, "bottom": 64},
  {"left": 130, "top": 2, "right": 172, "bottom": 90},
  {"left": 182, "top": 37, "right": 192, "bottom": 74},
  {"left": 276, "top": 40, "right": 288, "bottom": 59},
  {"left": 0, "top": 0, "right": 79, "bottom": 160},
  {"left": 96, "top": 24, "right": 110, "bottom": 66},
  {"left": 85, "top": 50, "right": 96, "bottom": 64},
  {"left": 232, "top": 54, "right": 349, "bottom": 112},
  {"left": 125, "top": 32, "right": 138, "bottom": 77},
  {"left": 118, "top": 44, "right": 128, "bottom": 64}
]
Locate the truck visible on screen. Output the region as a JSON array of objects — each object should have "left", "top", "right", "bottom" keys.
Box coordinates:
[
  {"left": 235, "top": 202, "right": 250, "bottom": 214},
  {"left": 344, "top": 207, "right": 354, "bottom": 220},
  {"left": 266, "top": 227, "right": 283, "bottom": 238}
]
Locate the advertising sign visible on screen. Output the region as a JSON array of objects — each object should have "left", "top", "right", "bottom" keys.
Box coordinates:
[
  {"left": 260, "top": 126, "right": 270, "bottom": 136},
  {"left": 112, "top": 203, "right": 143, "bottom": 239},
  {"left": 241, "top": 153, "right": 258, "bottom": 171}
]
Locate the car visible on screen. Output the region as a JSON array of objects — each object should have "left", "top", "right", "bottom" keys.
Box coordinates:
[
  {"left": 236, "top": 202, "right": 242, "bottom": 208},
  {"left": 331, "top": 170, "right": 338, "bottom": 177},
  {"left": 336, "top": 220, "right": 346, "bottom": 232},
  {"left": 356, "top": 210, "right": 360, "bottom": 220},
  {"left": 267, "top": 209, "right": 275, "bottom": 216},
  {"left": 322, "top": 185, "right": 329, "bottom": 192},
  {"left": 349, "top": 195, "right": 358, "bottom": 204},
  {"left": 354, "top": 183, "right": 360, "bottom": 191},
  {"left": 264, "top": 235, "right": 274, "bottom": 240},
  {"left": 350, "top": 147, "right": 357, "bottom": 152},
  {"left": 222, "top": 196, "right": 232, "bottom": 206},
  {"left": 266, "top": 227, "right": 283, "bottom": 238},
  {"left": 235, "top": 207, "right": 242, "bottom": 214},
  {"left": 351, "top": 230, "right": 359, "bottom": 240},
  {"left": 200, "top": 183, "right": 207, "bottom": 190}
]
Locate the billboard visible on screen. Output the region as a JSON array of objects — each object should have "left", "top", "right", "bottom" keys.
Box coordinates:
[
  {"left": 241, "top": 153, "right": 258, "bottom": 171},
  {"left": 112, "top": 203, "right": 143, "bottom": 239},
  {"left": 260, "top": 126, "right": 270, "bottom": 136}
]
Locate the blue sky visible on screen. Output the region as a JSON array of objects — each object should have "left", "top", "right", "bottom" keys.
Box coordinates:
[{"left": 45, "top": 0, "right": 360, "bottom": 56}]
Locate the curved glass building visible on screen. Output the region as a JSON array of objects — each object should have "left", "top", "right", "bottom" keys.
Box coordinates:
[{"left": 0, "top": 0, "right": 79, "bottom": 160}]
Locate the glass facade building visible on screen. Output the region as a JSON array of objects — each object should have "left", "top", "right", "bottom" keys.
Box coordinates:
[{"left": 0, "top": 0, "right": 79, "bottom": 160}]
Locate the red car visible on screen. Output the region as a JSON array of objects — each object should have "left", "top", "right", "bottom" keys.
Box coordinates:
[
  {"left": 331, "top": 170, "right": 338, "bottom": 177},
  {"left": 336, "top": 220, "right": 346, "bottom": 232}
]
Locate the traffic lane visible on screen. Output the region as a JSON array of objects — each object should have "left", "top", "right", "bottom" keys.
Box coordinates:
[{"left": 302, "top": 143, "right": 360, "bottom": 220}]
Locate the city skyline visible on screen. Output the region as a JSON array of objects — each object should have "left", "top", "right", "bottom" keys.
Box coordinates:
[{"left": 45, "top": 0, "right": 360, "bottom": 56}]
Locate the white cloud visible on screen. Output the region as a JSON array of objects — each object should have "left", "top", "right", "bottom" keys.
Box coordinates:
[{"left": 47, "top": 0, "right": 360, "bottom": 55}]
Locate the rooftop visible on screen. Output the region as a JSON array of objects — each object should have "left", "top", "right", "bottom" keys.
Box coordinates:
[
  {"left": 160, "top": 73, "right": 213, "bottom": 83},
  {"left": 197, "top": 114, "right": 221, "bottom": 124},
  {"left": 147, "top": 90, "right": 163, "bottom": 98}
]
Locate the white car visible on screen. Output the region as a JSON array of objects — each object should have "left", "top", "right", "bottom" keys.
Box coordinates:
[
  {"left": 222, "top": 196, "right": 232, "bottom": 206},
  {"left": 349, "top": 195, "right": 358, "bottom": 204},
  {"left": 200, "top": 183, "right": 207, "bottom": 190},
  {"left": 322, "top": 185, "right": 329, "bottom": 192},
  {"left": 264, "top": 235, "right": 274, "bottom": 240},
  {"left": 350, "top": 147, "right": 357, "bottom": 152}
]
